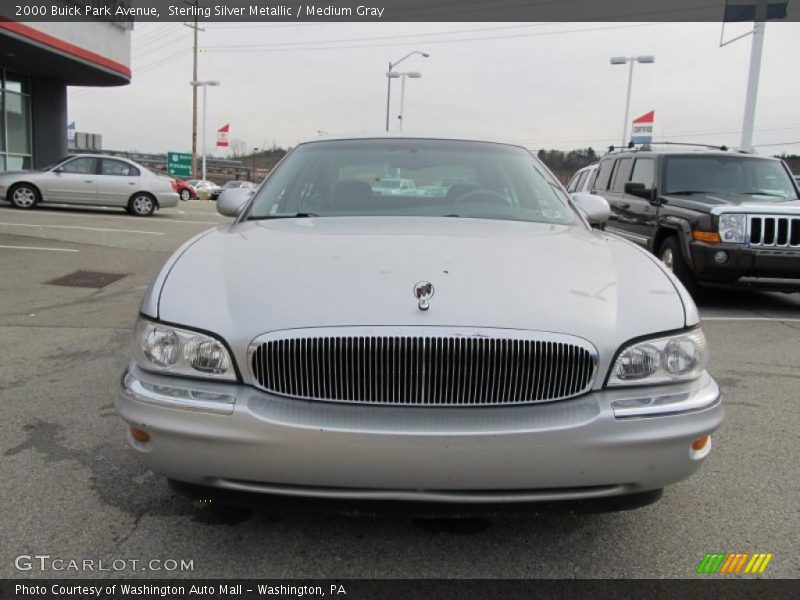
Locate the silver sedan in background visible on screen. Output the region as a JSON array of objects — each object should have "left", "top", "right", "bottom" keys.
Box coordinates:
[{"left": 0, "top": 154, "right": 179, "bottom": 216}]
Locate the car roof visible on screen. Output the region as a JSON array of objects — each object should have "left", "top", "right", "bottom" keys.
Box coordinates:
[{"left": 298, "top": 132, "right": 529, "bottom": 150}]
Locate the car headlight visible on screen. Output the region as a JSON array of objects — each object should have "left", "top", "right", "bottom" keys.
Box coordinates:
[
  {"left": 133, "top": 318, "right": 236, "bottom": 381},
  {"left": 607, "top": 328, "right": 708, "bottom": 386},
  {"left": 718, "top": 213, "right": 746, "bottom": 243}
]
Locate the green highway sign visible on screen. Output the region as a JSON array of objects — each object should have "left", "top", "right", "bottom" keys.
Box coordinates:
[{"left": 167, "top": 152, "right": 192, "bottom": 177}]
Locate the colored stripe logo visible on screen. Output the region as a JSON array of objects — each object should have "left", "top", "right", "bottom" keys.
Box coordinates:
[{"left": 697, "top": 553, "right": 773, "bottom": 574}]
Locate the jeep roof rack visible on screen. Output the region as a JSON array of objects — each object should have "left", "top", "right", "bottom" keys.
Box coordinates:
[{"left": 605, "top": 141, "right": 732, "bottom": 155}]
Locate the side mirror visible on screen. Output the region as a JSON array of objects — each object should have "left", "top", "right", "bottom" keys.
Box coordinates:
[
  {"left": 624, "top": 182, "right": 653, "bottom": 199},
  {"left": 52, "top": 166, "right": 63, "bottom": 174},
  {"left": 217, "top": 188, "right": 252, "bottom": 217},
  {"left": 572, "top": 192, "right": 610, "bottom": 226}
]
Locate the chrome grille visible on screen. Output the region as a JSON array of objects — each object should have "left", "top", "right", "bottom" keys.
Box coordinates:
[
  {"left": 748, "top": 215, "right": 800, "bottom": 248},
  {"left": 249, "top": 328, "right": 597, "bottom": 406}
]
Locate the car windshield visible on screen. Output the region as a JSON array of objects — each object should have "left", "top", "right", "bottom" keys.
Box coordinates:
[
  {"left": 246, "top": 139, "right": 574, "bottom": 224},
  {"left": 41, "top": 157, "right": 73, "bottom": 171},
  {"left": 375, "top": 179, "right": 402, "bottom": 189},
  {"left": 665, "top": 155, "right": 799, "bottom": 199},
  {"left": 224, "top": 181, "right": 243, "bottom": 188}
]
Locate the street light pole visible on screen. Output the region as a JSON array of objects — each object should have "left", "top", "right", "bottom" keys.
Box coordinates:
[
  {"left": 191, "top": 80, "right": 220, "bottom": 183},
  {"left": 387, "top": 71, "right": 421, "bottom": 132},
  {"left": 385, "top": 51, "right": 428, "bottom": 131},
  {"left": 610, "top": 55, "right": 654, "bottom": 145},
  {"left": 740, "top": 0, "right": 768, "bottom": 151}
]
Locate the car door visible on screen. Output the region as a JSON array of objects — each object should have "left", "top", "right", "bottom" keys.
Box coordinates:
[
  {"left": 45, "top": 156, "right": 98, "bottom": 204},
  {"left": 618, "top": 157, "right": 658, "bottom": 245},
  {"left": 96, "top": 158, "right": 141, "bottom": 206}
]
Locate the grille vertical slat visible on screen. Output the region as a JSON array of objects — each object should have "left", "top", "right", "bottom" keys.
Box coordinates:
[{"left": 251, "top": 331, "right": 596, "bottom": 406}]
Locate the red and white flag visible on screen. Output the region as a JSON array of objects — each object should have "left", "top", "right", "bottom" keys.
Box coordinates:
[{"left": 216, "top": 124, "right": 230, "bottom": 147}]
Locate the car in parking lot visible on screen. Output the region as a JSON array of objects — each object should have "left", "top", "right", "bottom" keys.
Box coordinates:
[
  {"left": 591, "top": 145, "right": 800, "bottom": 293},
  {"left": 187, "top": 179, "right": 222, "bottom": 200},
  {"left": 566, "top": 163, "right": 598, "bottom": 194},
  {"left": 118, "top": 134, "right": 722, "bottom": 511},
  {"left": 222, "top": 180, "right": 255, "bottom": 191},
  {"left": 0, "top": 154, "right": 179, "bottom": 216}
]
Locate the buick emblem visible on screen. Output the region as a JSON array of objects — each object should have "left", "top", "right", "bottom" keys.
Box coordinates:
[{"left": 413, "top": 281, "right": 435, "bottom": 311}]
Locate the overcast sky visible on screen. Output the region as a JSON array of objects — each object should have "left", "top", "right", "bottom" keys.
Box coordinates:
[{"left": 67, "top": 21, "right": 800, "bottom": 155}]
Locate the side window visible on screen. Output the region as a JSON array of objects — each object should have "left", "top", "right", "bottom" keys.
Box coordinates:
[
  {"left": 102, "top": 159, "right": 139, "bottom": 176},
  {"left": 574, "top": 170, "right": 589, "bottom": 192},
  {"left": 593, "top": 159, "right": 616, "bottom": 191},
  {"left": 60, "top": 157, "right": 97, "bottom": 175},
  {"left": 630, "top": 158, "right": 655, "bottom": 189},
  {"left": 566, "top": 173, "right": 580, "bottom": 192},
  {"left": 611, "top": 158, "right": 633, "bottom": 192}
]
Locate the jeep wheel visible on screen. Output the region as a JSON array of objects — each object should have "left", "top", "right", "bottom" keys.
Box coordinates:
[{"left": 659, "top": 236, "right": 698, "bottom": 295}]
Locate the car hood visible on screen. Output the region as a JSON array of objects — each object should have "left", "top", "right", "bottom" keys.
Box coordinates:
[
  {"left": 155, "top": 217, "right": 687, "bottom": 380},
  {"left": 661, "top": 192, "right": 800, "bottom": 213}
]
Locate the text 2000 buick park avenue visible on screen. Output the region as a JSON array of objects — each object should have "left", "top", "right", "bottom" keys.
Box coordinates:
[{"left": 116, "top": 135, "right": 723, "bottom": 510}]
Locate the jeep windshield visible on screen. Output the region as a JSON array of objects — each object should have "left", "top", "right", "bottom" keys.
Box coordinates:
[
  {"left": 246, "top": 139, "right": 574, "bottom": 224},
  {"left": 664, "top": 155, "right": 799, "bottom": 200}
]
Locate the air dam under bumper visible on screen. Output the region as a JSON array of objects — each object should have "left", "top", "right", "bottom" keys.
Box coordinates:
[{"left": 117, "top": 364, "right": 723, "bottom": 503}]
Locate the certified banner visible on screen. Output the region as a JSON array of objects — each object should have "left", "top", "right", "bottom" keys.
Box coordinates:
[
  {"left": 631, "top": 110, "right": 654, "bottom": 143},
  {"left": 216, "top": 124, "right": 230, "bottom": 147}
]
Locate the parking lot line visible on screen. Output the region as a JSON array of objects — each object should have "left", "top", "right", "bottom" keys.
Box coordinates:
[
  {"left": 0, "top": 223, "right": 164, "bottom": 235},
  {"left": 0, "top": 208, "right": 222, "bottom": 225},
  {"left": 0, "top": 244, "right": 79, "bottom": 252},
  {"left": 702, "top": 316, "right": 800, "bottom": 323}
]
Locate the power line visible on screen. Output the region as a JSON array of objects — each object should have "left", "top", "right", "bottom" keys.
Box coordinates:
[{"left": 202, "top": 23, "right": 664, "bottom": 53}]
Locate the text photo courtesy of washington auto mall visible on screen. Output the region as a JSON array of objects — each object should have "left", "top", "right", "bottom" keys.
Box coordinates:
[{"left": 0, "top": 0, "right": 799, "bottom": 597}]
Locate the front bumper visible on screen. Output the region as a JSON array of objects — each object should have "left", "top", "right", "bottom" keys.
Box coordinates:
[
  {"left": 117, "top": 364, "right": 723, "bottom": 504},
  {"left": 690, "top": 241, "right": 800, "bottom": 290}
]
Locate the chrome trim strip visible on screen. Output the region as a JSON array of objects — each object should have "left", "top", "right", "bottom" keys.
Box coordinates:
[
  {"left": 121, "top": 371, "right": 235, "bottom": 415},
  {"left": 214, "top": 479, "right": 628, "bottom": 503},
  {"left": 611, "top": 377, "right": 720, "bottom": 418}
]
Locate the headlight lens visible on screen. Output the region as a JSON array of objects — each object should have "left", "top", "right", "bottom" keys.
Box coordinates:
[
  {"left": 608, "top": 328, "right": 708, "bottom": 386},
  {"left": 718, "top": 213, "right": 746, "bottom": 243},
  {"left": 134, "top": 318, "right": 236, "bottom": 380}
]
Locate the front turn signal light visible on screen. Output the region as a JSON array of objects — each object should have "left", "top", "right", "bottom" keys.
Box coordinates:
[{"left": 692, "top": 230, "right": 721, "bottom": 243}]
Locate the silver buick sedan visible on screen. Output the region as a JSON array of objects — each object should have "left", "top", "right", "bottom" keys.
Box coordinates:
[
  {"left": 0, "top": 154, "right": 179, "bottom": 216},
  {"left": 117, "top": 135, "right": 723, "bottom": 509}
]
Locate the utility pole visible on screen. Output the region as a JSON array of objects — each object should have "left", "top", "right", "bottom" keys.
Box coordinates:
[
  {"left": 740, "top": 0, "right": 768, "bottom": 151},
  {"left": 191, "top": 13, "right": 198, "bottom": 177},
  {"left": 183, "top": 0, "right": 202, "bottom": 178}
]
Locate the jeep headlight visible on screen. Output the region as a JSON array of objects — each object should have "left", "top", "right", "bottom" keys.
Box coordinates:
[
  {"left": 718, "top": 213, "right": 746, "bottom": 243},
  {"left": 133, "top": 318, "right": 236, "bottom": 381},
  {"left": 608, "top": 328, "right": 708, "bottom": 386}
]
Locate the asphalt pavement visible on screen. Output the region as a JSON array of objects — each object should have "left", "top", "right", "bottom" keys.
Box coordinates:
[{"left": 1, "top": 200, "right": 798, "bottom": 579}]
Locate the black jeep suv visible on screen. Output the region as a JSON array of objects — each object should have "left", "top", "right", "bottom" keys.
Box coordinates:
[{"left": 589, "top": 146, "right": 800, "bottom": 293}]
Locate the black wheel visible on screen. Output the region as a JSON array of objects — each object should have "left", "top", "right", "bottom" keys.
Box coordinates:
[
  {"left": 659, "top": 235, "right": 698, "bottom": 295},
  {"left": 128, "top": 193, "right": 156, "bottom": 216},
  {"left": 8, "top": 183, "right": 40, "bottom": 209},
  {"left": 180, "top": 189, "right": 191, "bottom": 201}
]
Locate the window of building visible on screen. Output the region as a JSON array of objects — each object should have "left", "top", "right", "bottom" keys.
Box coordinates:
[{"left": 0, "top": 70, "right": 32, "bottom": 172}]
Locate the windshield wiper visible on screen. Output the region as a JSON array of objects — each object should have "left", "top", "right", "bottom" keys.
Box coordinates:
[
  {"left": 739, "top": 191, "right": 791, "bottom": 198},
  {"left": 667, "top": 190, "right": 712, "bottom": 195},
  {"left": 247, "top": 212, "right": 319, "bottom": 220}
]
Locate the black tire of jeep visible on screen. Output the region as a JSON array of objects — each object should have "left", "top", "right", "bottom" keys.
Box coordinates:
[{"left": 659, "top": 235, "right": 699, "bottom": 295}]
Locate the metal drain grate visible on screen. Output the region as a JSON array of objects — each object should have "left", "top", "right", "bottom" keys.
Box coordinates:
[{"left": 46, "top": 270, "right": 128, "bottom": 289}]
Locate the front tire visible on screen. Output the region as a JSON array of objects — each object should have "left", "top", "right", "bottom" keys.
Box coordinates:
[
  {"left": 8, "top": 183, "right": 39, "bottom": 209},
  {"left": 659, "top": 235, "right": 698, "bottom": 295},
  {"left": 128, "top": 193, "right": 156, "bottom": 217},
  {"left": 180, "top": 189, "right": 191, "bottom": 201}
]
